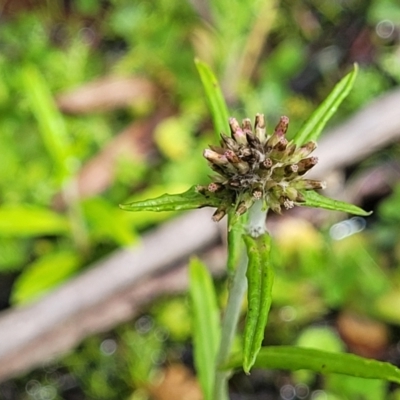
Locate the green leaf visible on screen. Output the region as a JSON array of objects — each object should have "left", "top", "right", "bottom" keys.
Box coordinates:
[
  {"left": 83, "top": 197, "right": 138, "bottom": 246},
  {"left": 120, "top": 185, "right": 225, "bottom": 212},
  {"left": 120, "top": 327, "right": 164, "bottom": 386},
  {"left": 242, "top": 233, "right": 274, "bottom": 373},
  {"left": 11, "top": 250, "right": 81, "bottom": 305},
  {"left": 0, "top": 204, "right": 70, "bottom": 237},
  {"left": 293, "top": 64, "right": 358, "bottom": 146},
  {"left": 21, "top": 65, "right": 72, "bottom": 181},
  {"left": 227, "top": 346, "right": 400, "bottom": 384},
  {"left": 189, "top": 257, "right": 221, "bottom": 400},
  {"left": 122, "top": 185, "right": 184, "bottom": 228},
  {"left": 0, "top": 238, "right": 29, "bottom": 272},
  {"left": 195, "top": 58, "right": 230, "bottom": 140},
  {"left": 299, "top": 190, "right": 372, "bottom": 216}
]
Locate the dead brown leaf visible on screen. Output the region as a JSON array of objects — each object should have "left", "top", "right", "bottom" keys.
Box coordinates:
[
  {"left": 149, "top": 364, "right": 203, "bottom": 400},
  {"left": 337, "top": 311, "right": 389, "bottom": 359}
]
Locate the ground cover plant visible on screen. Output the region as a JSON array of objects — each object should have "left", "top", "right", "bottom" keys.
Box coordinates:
[
  {"left": 120, "top": 61, "right": 399, "bottom": 400},
  {"left": 1, "top": 1, "right": 400, "bottom": 399}
]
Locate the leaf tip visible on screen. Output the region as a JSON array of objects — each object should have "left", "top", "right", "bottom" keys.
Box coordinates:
[
  {"left": 243, "top": 361, "right": 251, "bottom": 375},
  {"left": 194, "top": 57, "right": 205, "bottom": 69},
  {"left": 349, "top": 63, "right": 359, "bottom": 83},
  {"left": 353, "top": 206, "right": 373, "bottom": 217}
]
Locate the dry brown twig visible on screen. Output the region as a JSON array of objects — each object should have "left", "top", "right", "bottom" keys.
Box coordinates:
[{"left": 56, "top": 76, "right": 158, "bottom": 114}]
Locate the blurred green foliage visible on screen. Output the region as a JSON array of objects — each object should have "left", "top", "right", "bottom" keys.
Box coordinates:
[{"left": 0, "top": 0, "right": 400, "bottom": 399}]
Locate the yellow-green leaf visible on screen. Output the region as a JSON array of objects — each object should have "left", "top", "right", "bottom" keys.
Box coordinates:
[
  {"left": 293, "top": 64, "right": 358, "bottom": 146},
  {"left": 21, "top": 65, "right": 72, "bottom": 181},
  {"left": 189, "top": 257, "right": 220, "bottom": 400},
  {"left": 0, "top": 204, "right": 69, "bottom": 237},
  {"left": 120, "top": 186, "right": 225, "bottom": 212},
  {"left": 242, "top": 233, "right": 274, "bottom": 373},
  {"left": 227, "top": 346, "right": 400, "bottom": 384},
  {"left": 11, "top": 250, "right": 81, "bottom": 304},
  {"left": 299, "top": 190, "right": 372, "bottom": 216},
  {"left": 195, "top": 58, "right": 230, "bottom": 140}
]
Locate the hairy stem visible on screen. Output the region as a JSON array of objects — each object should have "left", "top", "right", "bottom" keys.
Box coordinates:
[{"left": 247, "top": 199, "right": 267, "bottom": 237}]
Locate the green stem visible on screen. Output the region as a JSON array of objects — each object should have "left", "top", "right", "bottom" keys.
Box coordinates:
[
  {"left": 213, "top": 250, "right": 248, "bottom": 400},
  {"left": 62, "top": 177, "right": 90, "bottom": 255},
  {"left": 213, "top": 201, "right": 267, "bottom": 399}
]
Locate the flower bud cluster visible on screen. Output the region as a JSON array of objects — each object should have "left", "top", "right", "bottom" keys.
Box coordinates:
[{"left": 198, "top": 114, "right": 326, "bottom": 221}]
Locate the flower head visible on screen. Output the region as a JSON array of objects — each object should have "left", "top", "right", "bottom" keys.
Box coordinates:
[
  {"left": 120, "top": 66, "right": 369, "bottom": 223},
  {"left": 198, "top": 114, "right": 326, "bottom": 221}
]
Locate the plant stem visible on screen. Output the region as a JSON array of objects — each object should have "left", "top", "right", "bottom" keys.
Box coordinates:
[
  {"left": 213, "top": 201, "right": 268, "bottom": 399},
  {"left": 213, "top": 250, "right": 248, "bottom": 400},
  {"left": 247, "top": 199, "right": 267, "bottom": 238},
  {"left": 62, "top": 177, "right": 90, "bottom": 255}
]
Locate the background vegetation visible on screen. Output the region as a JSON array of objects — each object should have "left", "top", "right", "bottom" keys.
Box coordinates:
[{"left": 1, "top": 0, "right": 400, "bottom": 399}]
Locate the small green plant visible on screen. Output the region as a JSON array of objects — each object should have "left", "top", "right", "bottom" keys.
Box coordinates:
[{"left": 121, "top": 61, "right": 400, "bottom": 400}]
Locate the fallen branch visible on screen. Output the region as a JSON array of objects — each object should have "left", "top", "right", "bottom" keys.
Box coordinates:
[
  {"left": 0, "top": 209, "right": 222, "bottom": 381},
  {"left": 56, "top": 77, "right": 158, "bottom": 114},
  {"left": 310, "top": 88, "right": 400, "bottom": 179}
]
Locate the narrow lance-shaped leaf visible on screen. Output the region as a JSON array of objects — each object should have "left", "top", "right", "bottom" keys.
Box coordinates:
[
  {"left": 120, "top": 186, "right": 227, "bottom": 212},
  {"left": 242, "top": 233, "right": 274, "bottom": 373},
  {"left": 292, "top": 64, "right": 358, "bottom": 146},
  {"left": 0, "top": 204, "right": 70, "bottom": 237},
  {"left": 195, "top": 58, "right": 230, "bottom": 141},
  {"left": 298, "top": 190, "right": 372, "bottom": 216},
  {"left": 226, "top": 346, "right": 400, "bottom": 384},
  {"left": 21, "top": 65, "right": 72, "bottom": 182},
  {"left": 11, "top": 250, "right": 81, "bottom": 305},
  {"left": 189, "top": 258, "right": 221, "bottom": 400}
]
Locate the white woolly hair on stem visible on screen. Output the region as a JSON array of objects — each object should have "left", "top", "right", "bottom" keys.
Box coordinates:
[{"left": 247, "top": 199, "right": 268, "bottom": 237}]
